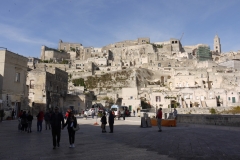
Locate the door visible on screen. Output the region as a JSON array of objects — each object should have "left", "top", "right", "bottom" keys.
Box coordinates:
[
  {"left": 129, "top": 105, "right": 132, "bottom": 111},
  {"left": 232, "top": 97, "right": 236, "bottom": 103}
]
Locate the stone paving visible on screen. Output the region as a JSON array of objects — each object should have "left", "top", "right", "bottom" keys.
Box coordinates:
[{"left": 0, "top": 116, "right": 240, "bottom": 160}]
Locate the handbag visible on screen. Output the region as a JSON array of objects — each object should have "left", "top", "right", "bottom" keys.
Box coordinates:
[{"left": 73, "top": 124, "right": 80, "bottom": 131}]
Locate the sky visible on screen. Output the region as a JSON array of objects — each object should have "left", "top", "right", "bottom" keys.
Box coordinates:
[{"left": 0, "top": 0, "right": 240, "bottom": 58}]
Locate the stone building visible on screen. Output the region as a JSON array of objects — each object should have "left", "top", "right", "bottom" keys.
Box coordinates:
[
  {"left": 218, "top": 60, "right": 240, "bottom": 69},
  {"left": 58, "top": 40, "right": 83, "bottom": 52},
  {"left": 27, "top": 66, "right": 68, "bottom": 115},
  {"left": 214, "top": 35, "right": 221, "bottom": 53},
  {"left": 0, "top": 49, "right": 28, "bottom": 115},
  {"left": 27, "top": 57, "right": 40, "bottom": 70},
  {"left": 40, "top": 45, "right": 70, "bottom": 61},
  {"left": 121, "top": 87, "right": 141, "bottom": 112},
  {"left": 196, "top": 45, "right": 212, "bottom": 61}
]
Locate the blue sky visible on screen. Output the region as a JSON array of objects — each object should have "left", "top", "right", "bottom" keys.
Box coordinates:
[{"left": 0, "top": 0, "right": 240, "bottom": 58}]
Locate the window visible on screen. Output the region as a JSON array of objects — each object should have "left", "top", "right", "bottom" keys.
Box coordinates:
[
  {"left": 30, "top": 80, "right": 34, "bottom": 89},
  {"left": 228, "top": 97, "right": 230, "bottom": 101},
  {"left": 130, "top": 96, "right": 133, "bottom": 99},
  {"left": 156, "top": 96, "right": 161, "bottom": 102},
  {"left": 15, "top": 73, "right": 20, "bottom": 82}
]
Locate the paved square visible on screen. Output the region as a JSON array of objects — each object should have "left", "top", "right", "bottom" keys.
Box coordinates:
[{"left": 0, "top": 116, "right": 239, "bottom": 160}]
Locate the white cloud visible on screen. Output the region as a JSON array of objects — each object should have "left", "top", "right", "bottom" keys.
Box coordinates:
[{"left": 0, "top": 23, "right": 55, "bottom": 46}]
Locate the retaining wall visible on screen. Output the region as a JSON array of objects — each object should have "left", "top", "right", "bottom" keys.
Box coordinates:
[{"left": 177, "top": 114, "right": 240, "bottom": 126}]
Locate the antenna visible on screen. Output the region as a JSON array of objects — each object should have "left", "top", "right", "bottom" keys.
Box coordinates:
[{"left": 180, "top": 33, "right": 184, "bottom": 41}]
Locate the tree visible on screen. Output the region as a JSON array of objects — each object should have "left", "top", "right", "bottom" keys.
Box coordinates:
[{"left": 72, "top": 78, "right": 85, "bottom": 87}]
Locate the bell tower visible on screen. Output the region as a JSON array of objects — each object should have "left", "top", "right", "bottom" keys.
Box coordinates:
[{"left": 214, "top": 35, "right": 221, "bottom": 53}]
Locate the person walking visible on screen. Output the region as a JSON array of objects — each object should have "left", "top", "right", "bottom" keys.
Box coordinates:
[
  {"left": 123, "top": 109, "right": 126, "bottom": 120},
  {"left": 118, "top": 111, "right": 121, "bottom": 120},
  {"left": 91, "top": 109, "right": 95, "bottom": 119},
  {"left": 108, "top": 111, "right": 114, "bottom": 133},
  {"left": 20, "top": 111, "right": 27, "bottom": 132},
  {"left": 156, "top": 108, "right": 162, "bottom": 132},
  {"left": 50, "top": 107, "right": 64, "bottom": 149},
  {"left": 101, "top": 112, "right": 107, "bottom": 133},
  {"left": 44, "top": 110, "right": 51, "bottom": 130},
  {"left": 133, "top": 110, "right": 136, "bottom": 117},
  {"left": 173, "top": 108, "right": 178, "bottom": 120},
  {"left": 63, "top": 112, "right": 77, "bottom": 148},
  {"left": 36, "top": 110, "right": 44, "bottom": 132},
  {"left": 26, "top": 111, "right": 33, "bottom": 133},
  {"left": 12, "top": 109, "right": 15, "bottom": 120}
]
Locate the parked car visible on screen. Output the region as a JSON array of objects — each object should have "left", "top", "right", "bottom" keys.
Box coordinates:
[{"left": 84, "top": 108, "right": 94, "bottom": 116}]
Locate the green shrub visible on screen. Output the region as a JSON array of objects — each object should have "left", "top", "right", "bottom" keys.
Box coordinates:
[
  {"left": 221, "top": 106, "right": 240, "bottom": 114},
  {"left": 209, "top": 108, "right": 217, "bottom": 114}
]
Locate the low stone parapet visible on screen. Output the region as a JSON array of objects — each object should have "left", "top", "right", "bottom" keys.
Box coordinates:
[{"left": 177, "top": 114, "right": 240, "bottom": 126}]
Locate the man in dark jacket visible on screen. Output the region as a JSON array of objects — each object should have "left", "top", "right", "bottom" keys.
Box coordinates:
[
  {"left": 101, "top": 112, "right": 107, "bottom": 133},
  {"left": 50, "top": 107, "right": 64, "bottom": 149},
  {"left": 108, "top": 111, "right": 114, "bottom": 133}
]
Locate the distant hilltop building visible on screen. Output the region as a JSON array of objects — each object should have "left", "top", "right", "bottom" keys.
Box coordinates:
[{"left": 214, "top": 35, "right": 221, "bottom": 53}]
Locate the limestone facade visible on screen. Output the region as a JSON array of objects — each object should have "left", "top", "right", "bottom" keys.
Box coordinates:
[
  {"left": 3, "top": 35, "right": 238, "bottom": 115},
  {"left": 0, "top": 49, "right": 28, "bottom": 115},
  {"left": 27, "top": 66, "right": 68, "bottom": 115}
]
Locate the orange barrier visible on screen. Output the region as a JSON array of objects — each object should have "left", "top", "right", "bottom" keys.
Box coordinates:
[
  {"left": 162, "top": 119, "right": 176, "bottom": 127},
  {"left": 150, "top": 118, "right": 176, "bottom": 127},
  {"left": 151, "top": 118, "right": 157, "bottom": 126}
]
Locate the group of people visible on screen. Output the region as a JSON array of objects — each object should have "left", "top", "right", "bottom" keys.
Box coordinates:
[
  {"left": 101, "top": 110, "right": 114, "bottom": 133},
  {"left": 50, "top": 107, "right": 78, "bottom": 149},
  {"left": 17, "top": 106, "right": 178, "bottom": 149},
  {"left": 18, "top": 110, "right": 33, "bottom": 133},
  {"left": 17, "top": 107, "right": 78, "bottom": 149}
]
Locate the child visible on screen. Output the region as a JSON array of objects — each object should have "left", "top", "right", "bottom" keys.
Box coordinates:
[{"left": 101, "top": 112, "right": 107, "bottom": 133}]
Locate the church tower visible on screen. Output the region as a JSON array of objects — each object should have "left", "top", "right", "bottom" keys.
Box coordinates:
[{"left": 214, "top": 35, "right": 221, "bottom": 53}]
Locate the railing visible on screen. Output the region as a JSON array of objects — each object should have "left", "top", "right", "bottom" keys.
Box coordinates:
[{"left": 175, "top": 86, "right": 201, "bottom": 89}]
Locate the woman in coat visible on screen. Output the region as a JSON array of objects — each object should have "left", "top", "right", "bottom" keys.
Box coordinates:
[{"left": 63, "top": 112, "right": 77, "bottom": 148}]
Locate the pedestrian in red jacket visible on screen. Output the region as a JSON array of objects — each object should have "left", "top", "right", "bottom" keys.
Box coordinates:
[
  {"left": 156, "top": 108, "right": 162, "bottom": 132},
  {"left": 36, "top": 110, "right": 44, "bottom": 132}
]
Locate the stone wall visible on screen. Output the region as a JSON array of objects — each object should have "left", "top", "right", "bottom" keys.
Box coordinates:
[{"left": 177, "top": 114, "right": 240, "bottom": 126}]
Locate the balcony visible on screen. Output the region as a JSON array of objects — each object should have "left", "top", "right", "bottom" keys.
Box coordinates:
[{"left": 175, "top": 86, "right": 201, "bottom": 89}]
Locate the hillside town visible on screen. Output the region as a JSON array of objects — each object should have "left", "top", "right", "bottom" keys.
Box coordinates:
[{"left": 1, "top": 35, "right": 240, "bottom": 118}]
